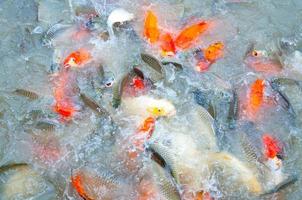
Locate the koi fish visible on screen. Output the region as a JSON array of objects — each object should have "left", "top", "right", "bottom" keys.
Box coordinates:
[
  {"left": 203, "top": 41, "right": 224, "bottom": 62},
  {"left": 175, "top": 21, "right": 209, "bottom": 50},
  {"left": 160, "top": 33, "right": 176, "bottom": 56},
  {"left": 71, "top": 173, "right": 94, "bottom": 200},
  {"left": 144, "top": 10, "right": 160, "bottom": 44},
  {"left": 262, "top": 134, "right": 283, "bottom": 159},
  {"left": 63, "top": 48, "right": 91, "bottom": 68},
  {"left": 53, "top": 70, "right": 78, "bottom": 118},
  {"left": 245, "top": 48, "right": 282, "bottom": 75},
  {"left": 195, "top": 41, "right": 224, "bottom": 72},
  {"left": 246, "top": 79, "right": 265, "bottom": 120}
]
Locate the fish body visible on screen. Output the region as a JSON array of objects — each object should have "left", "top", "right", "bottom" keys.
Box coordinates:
[
  {"left": 160, "top": 33, "right": 176, "bottom": 56},
  {"left": 13, "top": 89, "right": 39, "bottom": 100},
  {"left": 121, "top": 95, "right": 176, "bottom": 119},
  {"left": 107, "top": 8, "right": 134, "bottom": 34},
  {"left": 144, "top": 10, "right": 160, "bottom": 44},
  {"left": 141, "top": 53, "right": 163, "bottom": 74},
  {"left": 80, "top": 93, "right": 108, "bottom": 116},
  {"left": 246, "top": 79, "right": 265, "bottom": 120},
  {"left": 63, "top": 48, "right": 91, "bottom": 68},
  {"left": 175, "top": 21, "right": 209, "bottom": 50}
]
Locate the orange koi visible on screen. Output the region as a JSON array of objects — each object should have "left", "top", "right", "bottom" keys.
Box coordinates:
[
  {"left": 71, "top": 173, "right": 94, "bottom": 200},
  {"left": 144, "top": 10, "right": 160, "bottom": 44},
  {"left": 203, "top": 41, "right": 224, "bottom": 62},
  {"left": 160, "top": 33, "right": 176, "bottom": 56},
  {"left": 262, "top": 134, "right": 283, "bottom": 159},
  {"left": 53, "top": 70, "right": 78, "bottom": 118},
  {"left": 246, "top": 79, "right": 265, "bottom": 119},
  {"left": 175, "top": 21, "right": 209, "bottom": 49},
  {"left": 63, "top": 48, "right": 91, "bottom": 68}
]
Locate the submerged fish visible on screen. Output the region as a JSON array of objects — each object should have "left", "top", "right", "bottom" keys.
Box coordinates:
[
  {"left": 42, "top": 21, "right": 71, "bottom": 46},
  {"left": 71, "top": 168, "right": 124, "bottom": 200},
  {"left": 13, "top": 88, "right": 39, "bottom": 100},
  {"left": 112, "top": 74, "right": 129, "bottom": 108},
  {"left": 80, "top": 93, "right": 108, "bottom": 116},
  {"left": 175, "top": 21, "right": 209, "bottom": 50},
  {"left": 141, "top": 53, "right": 163, "bottom": 75},
  {"left": 244, "top": 45, "right": 282, "bottom": 75},
  {"left": 35, "top": 120, "right": 57, "bottom": 132},
  {"left": 144, "top": 10, "right": 160, "bottom": 44}
]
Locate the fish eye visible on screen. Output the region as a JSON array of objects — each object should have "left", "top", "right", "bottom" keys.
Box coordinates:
[{"left": 252, "top": 50, "right": 259, "bottom": 57}]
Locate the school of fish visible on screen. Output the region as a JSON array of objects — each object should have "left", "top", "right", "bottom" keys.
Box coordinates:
[{"left": 0, "top": 0, "right": 302, "bottom": 199}]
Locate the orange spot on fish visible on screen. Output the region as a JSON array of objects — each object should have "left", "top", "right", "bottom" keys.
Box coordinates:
[
  {"left": 71, "top": 173, "right": 93, "bottom": 200},
  {"left": 63, "top": 48, "right": 91, "bottom": 68},
  {"left": 203, "top": 41, "right": 224, "bottom": 62},
  {"left": 132, "top": 76, "right": 145, "bottom": 90},
  {"left": 175, "top": 21, "right": 209, "bottom": 49},
  {"left": 144, "top": 10, "right": 160, "bottom": 44},
  {"left": 160, "top": 33, "right": 176, "bottom": 56},
  {"left": 262, "top": 134, "right": 283, "bottom": 159}
]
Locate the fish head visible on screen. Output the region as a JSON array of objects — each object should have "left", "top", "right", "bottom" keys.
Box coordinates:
[{"left": 146, "top": 99, "right": 176, "bottom": 118}]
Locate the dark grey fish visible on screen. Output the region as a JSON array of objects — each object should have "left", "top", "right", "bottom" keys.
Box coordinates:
[
  {"left": 42, "top": 21, "right": 70, "bottom": 46},
  {"left": 13, "top": 89, "right": 39, "bottom": 100},
  {"left": 112, "top": 74, "right": 129, "bottom": 108},
  {"left": 98, "top": 64, "right": 105, "bottom": 79},
  {"left": 192, "top": 89, "right": 216, "bottom": 119},
  {"left": 35, "top": 120, "right": 57, "bottom": 132},
  {"left": 141, "top": 53, "right": 163, "bottom": 74},
  {"left": 238, "top": 132, "right": 261, "bottom": 164},
  {"left": 80, "top": 93, "right": 108, "bottom": 116},
  {"left": 227, "top": 90, "right": 238, "bottom": 128},
  {"left": 162, "top": 61, "right": 183, "bottom": 71}
]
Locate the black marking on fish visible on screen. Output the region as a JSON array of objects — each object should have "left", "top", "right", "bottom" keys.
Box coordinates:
[
  {"left": 112, "top": 75, "right": 129, "bottom": 108},
  {"left": 141, "top": 53, "right": 163, "bottom": 74},
  {"left": 98, "top": 64, "right": 105, "bottom": 78},
  {"left": 161, "top": 61, "right": 183, "bottom": 71},
  {"left": 80, "top": 93, "right": 108, "bottom": 116},
  {"left": 133, "top": 66, "right": 144, "bottom": 79},
  {"left": 13, "top": 89, "right": 39, "bottom": 100},
  {"left": 0, "top": 163, "right": 28, "bottom": 173}
]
